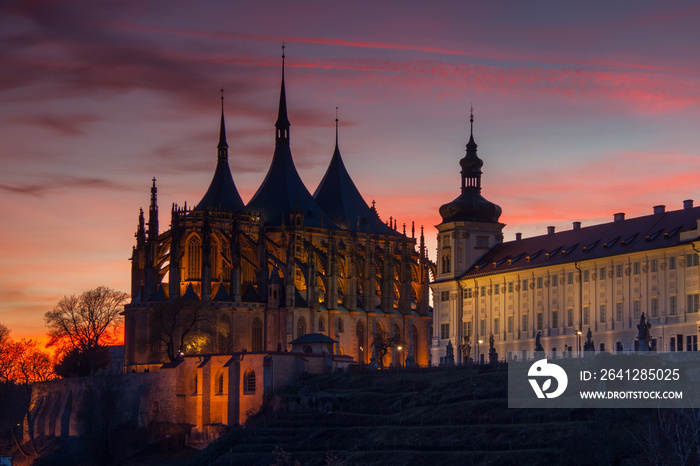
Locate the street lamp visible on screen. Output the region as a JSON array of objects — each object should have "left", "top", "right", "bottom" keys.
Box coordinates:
[
  {"left": 477, "top": 339, "right": 484, "bottom": 364},
  {"left": 576, "top": 330, "right": 582, "bottom": 357},
  {"left": 397, "top": 345, "right": 403, "bottom": 367}
]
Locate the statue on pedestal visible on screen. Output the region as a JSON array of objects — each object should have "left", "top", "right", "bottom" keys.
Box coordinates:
[
  {"left": 444, "top": 340, "right": 455, "bottom": 366},
  {"left": 636, "top": 313, "right": 653, "bottom": 351},
  {"left": 488, "top": 334, "right": 498, "bottom": 364}
]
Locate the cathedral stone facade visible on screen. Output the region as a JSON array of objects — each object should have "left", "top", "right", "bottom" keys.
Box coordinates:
[
  {"left": 124, "top": 57, "right": 432, "bottom": 372},
  {"left": 431, "top": 112, "right": 700, "bottom": 364}
]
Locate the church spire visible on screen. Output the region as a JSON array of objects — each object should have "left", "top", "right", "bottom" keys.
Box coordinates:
[
  {"left": 218, "top": 88, "right": 228, "bottom": 162},
  {"left": 275, "top": 44, "right": 290, "bottom": 142}
]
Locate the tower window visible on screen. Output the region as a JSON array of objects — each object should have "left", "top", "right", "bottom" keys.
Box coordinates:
[{"left": 476, "top": 236, "right": 489, "bottom": 248}]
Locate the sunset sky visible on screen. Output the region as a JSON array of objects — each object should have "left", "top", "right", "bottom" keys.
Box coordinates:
[{"left": 2, "top": 1, "right": 700, "bottom": 341}]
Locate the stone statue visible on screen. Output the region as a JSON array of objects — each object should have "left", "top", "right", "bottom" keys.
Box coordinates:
[
  {"left": 488, "top": 334, "right": 498, "bottom": 365},
  {"left": 535, "top": 332, "right": 544, "bottom": 352},
  {"left": 459, "top": 336, "right": 471, "bottom": 362},
  {"left": 636, "top": 313, "right": 652, "bottom": 351},
  {"left": 583, "top": 328, "right": 595, "bottom": 353},
  {"left": 444, "top": 340, "right": 455, "bottom": 366}
]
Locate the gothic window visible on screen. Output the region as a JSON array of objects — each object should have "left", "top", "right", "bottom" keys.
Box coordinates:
[
  {"left": 187, "top": 236, "right": 202, "bottom": 280},
  {"left": 244, "top": 370, "right": 256, "bottom": 394},
  {"left": 296, "top": 317, "right": 307, "bottom": 338},
  {"left": 356, "top": 320, "right": 365, "bottom": 362},
  {"left": 252, "top": 317, "right": 263, "bottom": 352},
  {"left": 192, "top": 372, "right": 198, "bottom": 395},
  {"left": 412, "top": 325, "right": 420, "bottom": 363},
  {"left": 318, "top": 317, "right": 325, "bottom": 333},
  {"left": 337, "top": 317, "right": 344, "bottom": 333},
  {"left": 210, "top": 237, "right": 219, "bottom": 278},
  {"left": 393, "top": 323, "right": 401, "bottom": 341},
  {"left": 217, "top": 372, "right": 224, "bottom": 394}
]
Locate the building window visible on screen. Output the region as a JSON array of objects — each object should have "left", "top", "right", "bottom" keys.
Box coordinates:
[
  {"left": 600, "top": 305, "right": 607, "bottom": 323},
  {"left": 480, "top": 319, "right": 486, "bottom": 336},
  {"left": 318, "top": 317, "right": 325, "bottom": 333},
  {"left": 583, "top": 270, "right": 589, "bottom": 282},
  {"left": 192, "top": 373, "right": 198, "bottom": 394},
  {"left": 463, "top": 321, "right": 472, "bottom": 338},
  {"left": 669, "top": 257, "right": 676, "bottom": 270},
  {"left": 507, "top": 315, "right": 513, "bottom": 334},
  {"left": 522, "top": 314, "right": 528, "bottom": 332},
  {"left": 494, "top": 318, "right": 500, "bottom": 335},
  {"left": 616, "top": 302, "right": 623, "bottom": 321},
  {"left": 465, "top": 288, "right": 473, "bottom": 299},
  {"left": 252, "top": 317, "right": 263, "bottom": 352},
  {"left": 244, "top": 370, "right": 256, "bottom": 394},
  {"left": 583, "top": 307, "right": 590, "bottom": 326},
  {"left": 551, "top": 275, "right": 558, "bottom": 287},
  {"left": 440, "top": 290, "right": 449, "bottom": 302},
  {"left": 494, "top": 284, "right": 500, "bottom": 295},
  {"left": 650, "top": 259, "right": 657, "bottom": 273},
  {"left": 337, "top": 317, "right": 344, "bottom": 333},
  {"left": 616, "top": 265, "right": 623, "bottom": 278},
  {"left": 481, "top": 286, "right": 486, "bottom": 297},
  {"left": 687, "top": 294, "right": 700, "bottom": 313},
  {"left": 537, "top": 277, "right": 543, "bottom": 289},
  {"left": 536, "top": 312, "right": 543, "bottom": 330},
  {"left": 567, "top": 308, "right": 573, "bottom": 327},
  {"left": 651, "top": 298, "right": 659, "bottom": 317},
  {"left": 440, "top": 323, "right": 449, "bottom": 340},
  {"left": 633, "top": 301, "right": 641, "bottom": 320},
  {"left": 508, "top": 281, "right": 514, "bottom": 293},
  {"left": 552, "top": 311, "right": 558, "bottom": 328},
  {"left": 217, "top": 373, "right": 224, "bottom": 394},
  {"left": 687, "top": 254, "right": 699, "bottom": 267},
  {"left": 522, "top": 279, "right": 528, "bottom": 290},
  {"left": 670, "top": 296, "right": 677, "bottom": 316},
  {"left": 599, "top": 267, "right": 606, "bottom": 279},
  {"left": 476, "top": 236, "right": 489, "bottom": 248},
  {"left": 567, "top": 272, "right": 574, "bottom": 285},
  {"left": 297, "top": 317, "right": 307, "bottom": 338},
  {"left": 633, "top": 262, "right": 640, "bottom": 275}
]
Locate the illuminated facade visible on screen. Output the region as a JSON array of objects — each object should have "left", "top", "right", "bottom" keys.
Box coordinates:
[
  {"left": 431, "top": 113, "right": 700, "bottom": 364},
  {"left": 124, "top": 57, "right": 432, "bottom": 372}
]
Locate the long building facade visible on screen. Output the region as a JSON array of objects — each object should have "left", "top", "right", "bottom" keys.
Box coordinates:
[
  {"left": 431, "top": 112, "right": 700, "bottom": 364},
  {"left": 125, "top": 56, "right": 433, "bottom": 372}
]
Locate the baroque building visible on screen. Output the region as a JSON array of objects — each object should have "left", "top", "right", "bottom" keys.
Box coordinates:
[
  {"left": 431, "top": 111, "right": 700, "bottom": 364},
  {"left": 125, "top": 55, "right": 432, "bottom": 372}
]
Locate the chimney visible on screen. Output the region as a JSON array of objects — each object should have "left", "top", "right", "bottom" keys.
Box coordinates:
[
  {"left": 684, "top": 199, "right": 694, "bottom": 210},
  {"left": 573, "top": 221, "right": 581, "bottom": 230},
  {"left": 547, "top": 226, "right": 555, "bottom": 235},
  {"left": 515, "top": 232, "right": 522, "bottom": 241},
  {"left": 653, "top": 205, "right": 665, "bottom": 215},
  {"left": 613, "top": 212, "right": 625, "bottom": 222}
]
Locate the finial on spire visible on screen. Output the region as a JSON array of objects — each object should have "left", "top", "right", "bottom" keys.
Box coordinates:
[
  {"left": 218, "top": 89, "right": 228, "bottom": 157},
  {"left": 470, "top": 104, "right": 474, "bottom": 135},
  {"left": 335, "top": 106, "right": 339, "bottom": 147}
]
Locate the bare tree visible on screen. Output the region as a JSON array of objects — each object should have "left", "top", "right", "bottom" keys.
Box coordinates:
[
  {"left": 0, "top": 323, "right": 53, "bottom": 384},
  {"left": 45, "top": 286, "right": 128, "bottom": 375},
  {"left": 371, "top": 329, "right": 396, "bottom": 367},
  {"left": 150, "top": 297, "right": 213, "bottom": 362}
]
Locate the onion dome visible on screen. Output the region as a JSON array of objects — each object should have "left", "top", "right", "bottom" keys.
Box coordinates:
[{"left": 439, "top": 110, "right": 502, "bottom": 224}]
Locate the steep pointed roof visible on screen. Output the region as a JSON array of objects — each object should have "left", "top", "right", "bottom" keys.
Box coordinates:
[
  {"left": 247, "top": 52, "right": 332, "bottom": 228},
  {"left": 314, "top": 117, "right": 398, "bottom": 235},
  {"left": 195, "top": 92, "right": 245, "bottom": 212}
]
